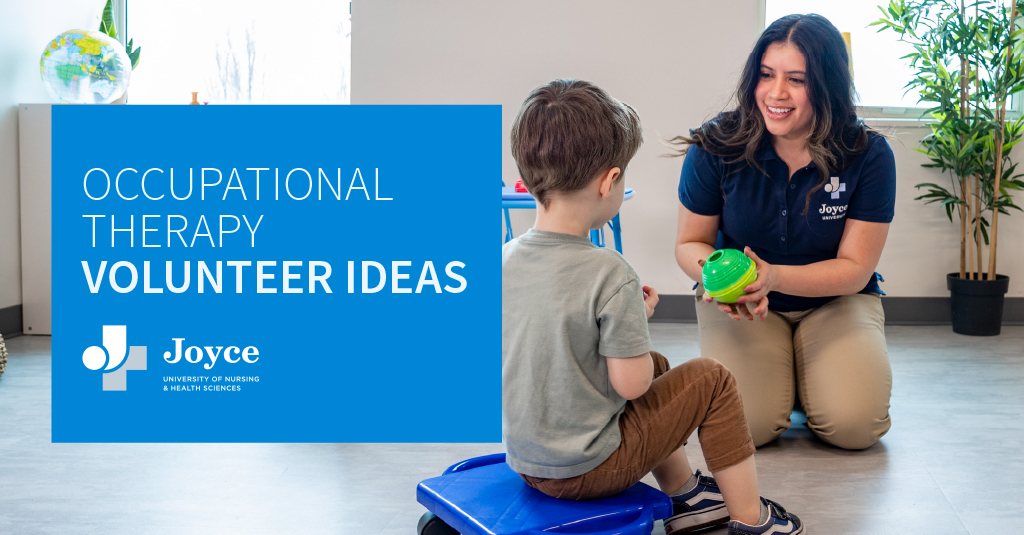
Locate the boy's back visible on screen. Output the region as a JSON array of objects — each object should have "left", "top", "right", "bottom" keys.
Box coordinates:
[{"left": 502, "top": 228, "right": 652, "bottom": 479}]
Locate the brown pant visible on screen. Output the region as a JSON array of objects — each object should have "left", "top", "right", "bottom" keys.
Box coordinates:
[{"left": 520, "top": 352, "right": 755, "bottom": 500}]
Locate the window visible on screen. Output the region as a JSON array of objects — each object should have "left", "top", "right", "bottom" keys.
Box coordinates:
[
  {"left": 125, "top": 0, "right": 350, "bottom": 104},
  {"left": 764, "top": 0, "right": 923, "bottom": 113}
]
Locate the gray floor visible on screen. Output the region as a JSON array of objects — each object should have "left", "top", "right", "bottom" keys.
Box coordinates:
[{"left": 1, "top": 325, "right": 1022, "bottom": 534}]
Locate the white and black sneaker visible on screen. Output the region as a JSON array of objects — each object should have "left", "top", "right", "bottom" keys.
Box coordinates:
[
  {"left": 728, "top": 497, "right": 803, "bottom": 534},
  {"left": 664, "top": 470, "right": 730, "bottom": 533}
]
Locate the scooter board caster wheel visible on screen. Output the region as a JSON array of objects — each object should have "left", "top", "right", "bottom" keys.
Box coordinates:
[{"left": 417, "top": 511, "right": 459, "bottom": 535}]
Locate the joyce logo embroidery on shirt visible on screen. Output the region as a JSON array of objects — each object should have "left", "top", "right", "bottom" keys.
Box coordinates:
[
  {"left": 819, "top": 203, "right": 848, "bottom": 221},
  {"left": 82, "top": 325, "right": 148, "bottom": 391},
  {"left": 824, "top": 176, "right": 846, "bottom": 199}
]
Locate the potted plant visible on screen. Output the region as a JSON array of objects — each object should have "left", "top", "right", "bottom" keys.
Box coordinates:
[{"left": 875, "top": 0, "right": 1024, "bottom": 335}]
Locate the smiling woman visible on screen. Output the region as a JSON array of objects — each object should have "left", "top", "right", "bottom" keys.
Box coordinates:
[
  {"left": 757, "top": 44, "right": 810, "bottom": 138},
  {"left": 667, "top": 14, "right": 897, "bottom": 451}
]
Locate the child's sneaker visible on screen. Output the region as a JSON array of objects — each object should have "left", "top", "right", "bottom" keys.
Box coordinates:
[
  {"left": 664, "top": 470, "right": 729, "bottom": 533},
  {"left": 727, "top": 497, "right": 804, "bottom": 534}
]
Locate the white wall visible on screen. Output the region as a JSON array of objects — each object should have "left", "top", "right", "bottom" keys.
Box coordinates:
[
  {"left": 0, "top": 1, "right": 104, "bottom": 309},
  {"left": 353, "top": 0, "right": 1024, "bottom": 298}
]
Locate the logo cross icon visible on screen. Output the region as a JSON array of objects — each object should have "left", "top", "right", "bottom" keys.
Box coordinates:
[
  {"left": 82, "top": 325, "right": 147, "bottom": 391},
  {"left": 824, "top": 176, "right": 846, "bottom": 199}
]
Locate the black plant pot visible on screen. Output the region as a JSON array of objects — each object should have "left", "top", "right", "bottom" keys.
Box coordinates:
[{"left": 947, "top": 273, "right": 1010, "bottom": 336}]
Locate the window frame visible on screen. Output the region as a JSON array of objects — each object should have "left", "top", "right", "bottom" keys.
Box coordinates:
[{"left": 113, "top": 0, "right": 127, "bottom": 48}]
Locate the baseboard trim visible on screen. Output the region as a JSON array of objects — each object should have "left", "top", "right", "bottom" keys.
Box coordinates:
[
  {"left": 0, "top": 305, "right": 23, "bottom": 338},
  {"left": 648, "top": 295, "right": 699, "bottom": 323},
  {"left": 648, "top": 295, "right": 1024, "bottom": 325}
]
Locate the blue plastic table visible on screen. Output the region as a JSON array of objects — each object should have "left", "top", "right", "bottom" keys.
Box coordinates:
[
  {"left": 416, "top": 453, "right": 672, "bottom": 535},
  {"left": 501, "top": 187, "right": 635, "bottom": 254}
]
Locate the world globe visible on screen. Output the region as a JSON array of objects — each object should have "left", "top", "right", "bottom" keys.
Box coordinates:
[{"left": 40, "top": 30, "right": 131, "bottom": 104}]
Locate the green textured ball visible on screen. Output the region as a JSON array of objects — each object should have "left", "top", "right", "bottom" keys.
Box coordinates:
[{"left": 702, "top": 249, "right": 757, "bottom": 304}]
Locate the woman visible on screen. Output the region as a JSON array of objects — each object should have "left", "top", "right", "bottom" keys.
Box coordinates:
[{"left": 673, "top": 14, "right": 895, "bottom": 450}]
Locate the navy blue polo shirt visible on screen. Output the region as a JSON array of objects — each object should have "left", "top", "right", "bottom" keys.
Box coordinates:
[{"left": 678, "top": 132, "right": 896, "bottom": 312}]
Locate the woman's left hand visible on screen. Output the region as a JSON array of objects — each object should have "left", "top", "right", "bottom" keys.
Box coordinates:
[{"left": 736, "top": 246, "right": 774, "bottom": 320}]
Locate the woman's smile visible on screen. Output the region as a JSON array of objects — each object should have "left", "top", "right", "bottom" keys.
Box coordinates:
[{"left": 765, "top": 105, "right": 795, "bottom": 120}]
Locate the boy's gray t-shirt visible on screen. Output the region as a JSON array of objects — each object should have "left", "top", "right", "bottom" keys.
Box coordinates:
[{"left": 502, "top": 229, "right": 654, "bottom": 479}]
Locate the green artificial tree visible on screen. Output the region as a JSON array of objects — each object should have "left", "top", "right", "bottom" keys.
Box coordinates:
[{"left": 875, "top": 0, "right": 1024, "bottom": 282}]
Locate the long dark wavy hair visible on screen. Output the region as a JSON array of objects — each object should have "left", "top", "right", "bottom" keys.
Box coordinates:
[{"left": 670, "top": 14, "right": 870, "bottom": 214}]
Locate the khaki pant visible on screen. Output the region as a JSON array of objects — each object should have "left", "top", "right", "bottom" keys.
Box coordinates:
[
  {"left": 521, "top": 352, "right": 755, "bottom": 500},
  {"left": 695, "top": 287, "right": 892, "bottom": 449}
]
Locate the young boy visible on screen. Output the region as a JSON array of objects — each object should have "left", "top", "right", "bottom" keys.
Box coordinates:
[{"left": 502, "top": 79, "right": 803, "bottom": 535}]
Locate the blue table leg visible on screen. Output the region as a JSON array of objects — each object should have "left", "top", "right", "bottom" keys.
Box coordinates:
[
  {"left": 503, "top": 208, "right": 514, "bottom": 244},
  {"left": 609, "top": 213, "right": 622, "bottom": 254},
  {"left": 588, "top": 215, "right": 621, "bottom": 252}
]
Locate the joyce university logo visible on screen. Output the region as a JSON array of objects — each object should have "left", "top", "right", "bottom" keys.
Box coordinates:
[
  {"left": 82, "top": 325, "right": 147, "bottom": 391},
  {"left": 824, "top": 176, "right": 846, "bottom": 199}
]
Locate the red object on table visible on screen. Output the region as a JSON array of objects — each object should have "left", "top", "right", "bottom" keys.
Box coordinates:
[{"left": 514, "top": 177, "right": 527, "bottom": 192}]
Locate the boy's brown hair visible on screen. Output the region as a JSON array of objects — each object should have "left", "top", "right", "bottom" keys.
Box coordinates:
[{"left": 510, "top": 79, "right": 643, "bottom": 208}]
